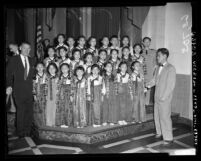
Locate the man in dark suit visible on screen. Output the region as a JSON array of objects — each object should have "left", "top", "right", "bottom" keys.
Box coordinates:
[{"left": 6, "top": 42, "right": 35, "bottom": 138}]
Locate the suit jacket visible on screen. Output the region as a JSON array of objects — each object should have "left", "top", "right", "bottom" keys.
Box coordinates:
[
  {"left": 148, "top": 62, "right": 176, "bottom": 101},
  {"left": 6, "top": 55, "right": 35, "bottom": 99}
]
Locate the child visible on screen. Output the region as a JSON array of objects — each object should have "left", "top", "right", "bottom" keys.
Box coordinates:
[
  {"left": 56, "top": 63, "right": 73, "bottom": 127},
  {"left": 88, "top": 64, "right": 106, "bottom": 127},
  {"left": 109, "top": 35, "right": 121, "bottom": 59},
  {"left": 122, "top": 46, "right": 133, "bottom": 74},
  {"left": 102, "top": 62, "right": 118, "bottom": 126},
  {"left": 70, "top": 49, "right": 84, "bottom": 74},
  {"left": 116, "top": 62, "right": 133, "bottom": 125},
  {"left": 86, "top": 36, "right": 99, "bottom": 63},
  {"left": 96, "top": 49, "right": 107, "bottom": 75},
  {"left": 72, "top": 66, "right": 88, "bottom": 128},
  {"left": 66, "top": 36, "right": 75, "bottom": 59},
  {"left": 109, "top": 49, "right": 121, "bottom": 77},
  {"left": 132, "top": 43, "right": 145, "bottom": 75},
  {"left": 57, "top": 46, "right": 71, "bottom": 66},
  {"left": 33, "top": 62, "right": 47, "bottom": 127},
  {"left": 99, "top": 36, "right": 110, "bottom": 60},
  {"left": 130, "top": 61, "right": 146, "bottom": 123},
  {"left": 120, "top": 35, "right": 134, "bottom": 56},
  {"left": 45, "top": 63, "right": 59, "bottom": 127},
  {"left": 76, "top": 35, "right": 86, "bottom": 58},
  {"left": 83, "top": 52, "right": 94, "bottom": 78},
  {"left": 43, "top": 46, "right": 57, "bottom": 67},
  {"left": 55, "top": 34, "right": 68, "bottom": 57}
]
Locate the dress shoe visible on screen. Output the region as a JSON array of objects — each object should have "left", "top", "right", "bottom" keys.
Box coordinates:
[
  {"left": 155, "top": 134, "right": 162, "bottom": 139},
  {"left": 162, "top": 140, "right": 174, "bottom": 145}
]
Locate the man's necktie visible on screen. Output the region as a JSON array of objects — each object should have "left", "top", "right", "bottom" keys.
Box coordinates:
[{"left": 24, "top": 56, "right": 28, "bottom": 80}]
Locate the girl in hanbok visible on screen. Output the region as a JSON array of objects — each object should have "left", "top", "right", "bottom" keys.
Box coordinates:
[
  {"left": 66, "top": 36, "right": 75, "bottom": 59},
  {"left": 83, "top": 52, "right": 94, "bottom": 78},
  {"left": 122, "top": 46, "right": 133, "bottom": 74},
  {"left": 43, "top": 46, "right": 57, "bottom": 68},
  {"left": 120, "top": 35, "right": 134, "bottom": 57},
  {"left": 130, "top": 61, "right": 146, "bottom": 123},
  {"left": 99, "top": 36, "right": 110, "bottom": 61},
  {"left": 76, "top": 36, "right": 86, "bottom": 58},
  {"left": 116, "top": 62, "right": 133, "bottom": 125},
  {"left": 72, "top": 66, "right": 88, "bottom": 128},
  {"left": 86, "top": 36, "right": 99, "bottom": 63},
  {"left": 96, "top": 49, "right": 107, "bottom": 76},
  {"left": 109, "top": 49, "right": 121, "bottom": 77},
  {"left": 55, "top": 34, "right": 68, "bottom": 57},
  {"left": 56, "top": 63, "right": 73, "bottom": 127},
  {"left": 45, "top": 63, "right": 59, "bottom": 127},
  {"left": 57, "top": 46, "right": 71, "bottom": 67},
  {"left": 102, "top": 62, "right": 118, "bottom": 126},
  {"left": 70, "top": 49, "right": 84, "bottom": 75},
  {"left": 109, "top": 35, "right": 121, "bottom": 59},
  {"left": 88, "top": 64, "right": 106, "bottom": 127},
  {"left": 132, "top": 43, "right": 145, "bottom": 74},
  {"left": 33, "top": 62, "right": 47, "bottom": 127}
]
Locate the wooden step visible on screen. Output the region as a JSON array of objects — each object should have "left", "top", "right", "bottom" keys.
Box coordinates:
[{"left": 33, "top": 112, "right": 179, "bottom": 144}]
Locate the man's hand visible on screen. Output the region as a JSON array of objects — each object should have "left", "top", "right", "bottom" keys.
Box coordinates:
[{"left": 6, "top": 87, "right": 12, "bottom": 95}]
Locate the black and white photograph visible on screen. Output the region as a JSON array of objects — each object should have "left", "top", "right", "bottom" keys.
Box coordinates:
[{"left": 4, "top": 2, "right": 197, "bottom": 156}]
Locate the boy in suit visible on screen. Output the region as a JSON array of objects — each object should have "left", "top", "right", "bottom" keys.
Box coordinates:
[
  {"left": 146, "top": 48, "right": 176, "bottom": 145},
  {"left": 6, "top": 42, "right": 35, "bottom": 138}
]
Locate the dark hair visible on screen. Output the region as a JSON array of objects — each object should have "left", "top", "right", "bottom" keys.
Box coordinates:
[
  {"left": 35, "top": 61, "right": 45, "bottom": 68},
  {"left": 87, "top": 36, "right": 97, "bottom": 48},
  {"left": 74, "top": 65, "right": 85, "bottom": 77},
  {"left": 103, "top": 62, "right": 114, "bottom": 80},
  {"left": 47, "top": 46, "right": 56, "bottom": 52},
  {"left": 157, "top": 48, "right": 169, "bottom": 58},
  {"left": 122, "top": 46, "right": 132, "bottom": 61},
  {"left": 97, "top": 49, "right": 107, "bottom": 62},
  {"left": 133, "top": 43, "right": 143, "bottom": 54},
  {"left": 59, "top": 63, "right": 71, "bottom": 78},
  {"left": 67, "top": 36, "right": 75, "bottom": 41},
  {"left": 57, "top": 34, "right": 66, "bottom": 40},
  {"left": 143, "top": 37, "right": 151, "bottom": 42},
  {"left": 83, "top": 52, "right": 93, "bottom": 63},
  {"left": 117, "top": 61, "right": 128, "bottom": 73},
  {"left": 77, "top": 35, "right": 86, "bottom": 42},
  {"left": 130, "top": 61, "right": 140, "bottom": 72},
  {"left": 58, "top": 46, "right": 68, "bottom": 52},
  {"left": 46, "top": 62, "right": 59, "bottom": 76},
  {"left": 121, "top": 35, "right": 130, "bottom": 47},
  {"left": 110, "top": 35, "right": 118, "bottom": 41},
  {"left": 72, "top": 49, "right": 81, "bottom": 60},
  {"left": 91, "top": 64, "right": 100, "bottom": 74},
  {"left": 100, "top": 36, "right": 109, "bottom": 47},
  {"left": 110, "top": 49, "right": 119, "bottom": 54}
]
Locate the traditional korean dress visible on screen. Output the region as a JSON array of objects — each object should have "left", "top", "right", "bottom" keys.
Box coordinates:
[
  {"left": 88, "top": 75, "right": 106, "bottom": 125},
  {"left": 72, "top": 76, "right": 88, "bottom": 128},
  {"left": 70, "top": 60, "right": 84, "bottom": 75},
  {"left": 43, "top": 57, "right": 57, "bottom": 68},
  {"left": 45, "top": 75, "right": 59, "bottom": 127},
  {"left": 99, "top": 46, "right": 111, "bottom": 61},
  {"left": 96, "top": 60, "right": 106, "bottom": 76},
  {"left": 56, "top": 75, "right": 73, "bottom": 127},
  {"left": 33, "top": 73, "right": 47, "bottom": 127},
  {"left": 109, "top": 59, "right": 120, "bottom": 77},
  {"left": 116, "top": 72, "right": 133, "bottom": 122},
  {"left": 122, "top": 57, "right": 133, "bottom": 74},
  {"left": 55, "top": 43, "right": 68, "bottom": 57},
  {"left": 132, "top": 54, "right": 145, "bottom": 74},
  {"left": 76, "top": 45, "right": 86, "bottom": 59},
  {"left": 130, "top": 71, "right": 146, "bottom": 122},
  {"left": 102, "top": 73, "right": 118, "bottom": 124},
  {"left": 83, "top": 63, "right": 93, "bottom": 78},
  {"left": 57, "top": 58, "right": 71, "bottom": 66},
  {"left": 67, "top": 46, "right": 74, "bottom": 59},
  {"left": 86, "top": 47, "right": 99, "bottom": 63}
]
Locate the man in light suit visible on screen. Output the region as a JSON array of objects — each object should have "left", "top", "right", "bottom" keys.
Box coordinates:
[{"left": 146, "top": 48, "right": 176, "bottom": 145}]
